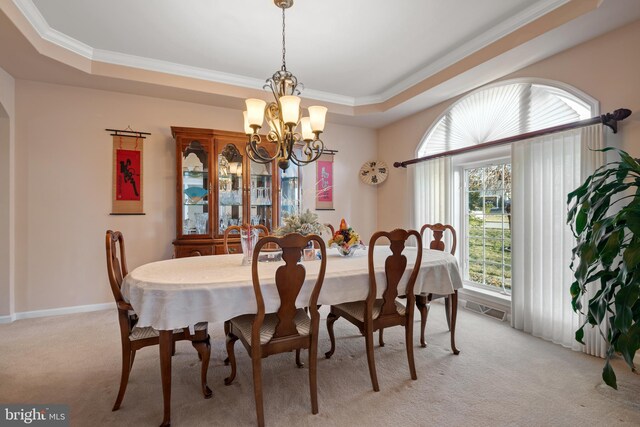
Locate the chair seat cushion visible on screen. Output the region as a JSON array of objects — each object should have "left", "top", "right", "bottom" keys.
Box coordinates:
[
  {"left": 230, "top": 309, "right": 311, "bottom": 345},
  {"left": 333, "top": 299, "right": 406, "bottom": 323},
  {"left": 129, "top": 322, "right": 208, "bottom": 341}
]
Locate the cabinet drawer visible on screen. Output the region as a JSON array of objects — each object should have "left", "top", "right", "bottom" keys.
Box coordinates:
[
  {"left": 215, "top": 243, "right": 242, "bottom": 255},
  {"left": 175, "top": 245, "right": 214, "bottom": 258}
]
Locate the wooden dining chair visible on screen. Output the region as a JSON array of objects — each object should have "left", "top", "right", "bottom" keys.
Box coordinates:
[
  {"left": 324, "top": 223, "right": 335, "bottom": 237},
  {"left": 416, "top": 223, "right": 459, "bottom": 354},
  {"left": 223, "top": 233, "right": 327, "bottom": 427},
  {"left": 223, "top": 224, "right": 270, "bottom": 254},
  {"left": 105, "top": 230, "right": 213, "bottom": 412},
  {"left": 325, "top": 228, "right": 422, "bottom": 391}
]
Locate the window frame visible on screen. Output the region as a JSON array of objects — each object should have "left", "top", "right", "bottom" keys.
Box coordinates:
[{"left": 452, "top": 145, "right": 511, "bottom": 297}]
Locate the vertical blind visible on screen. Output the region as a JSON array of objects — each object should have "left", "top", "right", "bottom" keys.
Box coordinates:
[{"left": 511, "top": 124, "right": 606, "bottom": 355}]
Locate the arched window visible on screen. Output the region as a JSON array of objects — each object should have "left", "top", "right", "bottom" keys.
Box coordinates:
[
  {"left": 417, "top": 80, "right": 597, "bottom": 157},
  {"left": 414, "top": 79, "right": 598, "bottom": 297}
]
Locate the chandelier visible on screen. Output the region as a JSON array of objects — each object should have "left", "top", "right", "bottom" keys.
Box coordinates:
[{"left": 243, "top": 0, "right": 327, "bottom": 171}]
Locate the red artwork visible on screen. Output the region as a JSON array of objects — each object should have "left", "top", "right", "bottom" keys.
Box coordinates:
[
  {"left": 316, "top": 159, "right": 333, "bottom": 202},
  {"left": 116, "top": 149, "right": 141, "bottom": 201}
]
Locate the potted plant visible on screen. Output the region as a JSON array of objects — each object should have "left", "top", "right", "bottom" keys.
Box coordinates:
[{"left": 567, "top": 147, "right": 640, "bottom": 389}]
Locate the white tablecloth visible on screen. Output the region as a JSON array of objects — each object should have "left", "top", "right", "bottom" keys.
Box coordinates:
[{"left": 122, "top": 247, "right": 463, "bottom": 330}]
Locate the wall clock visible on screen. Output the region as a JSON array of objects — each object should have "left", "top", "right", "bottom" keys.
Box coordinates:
[{"left": 359, "top": 161, "right": 389, "bottom": 185}]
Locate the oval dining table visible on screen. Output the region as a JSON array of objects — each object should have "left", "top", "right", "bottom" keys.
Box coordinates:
[{"left": 122, "top": 246, "right": 463, "bottom": 426}]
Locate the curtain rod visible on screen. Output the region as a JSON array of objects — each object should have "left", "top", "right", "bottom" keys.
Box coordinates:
[{"left": 393, "top": 108, "right": 632, "bottom": 168}]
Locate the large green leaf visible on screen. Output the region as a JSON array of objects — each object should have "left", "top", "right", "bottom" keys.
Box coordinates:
[
  {"left": 575, "top": 202, "right": 589, "bottom": 235},
  {"left": 602, "top": 360, "right": 618, "bottom": 389},
  {"left": 623, "top": 242, "right": 640, "bottom": 271}
]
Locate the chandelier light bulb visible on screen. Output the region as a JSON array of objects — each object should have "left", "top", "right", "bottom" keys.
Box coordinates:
[
  {"left": 308, "top": 106, "right": 328, "bottom": 132},
  {"left": 280, "top": 95, "right": 301, "bottom": 126},
  {"left": 246, "top": 99, "right": 267, "bottom": 128}
]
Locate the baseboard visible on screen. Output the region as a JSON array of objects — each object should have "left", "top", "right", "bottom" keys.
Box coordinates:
[
  {"left": 0, "top": 302, "right": 114, "bottom": 324},
  {"left": 0, "top": 313, "right": 16, "bottom": 324}
]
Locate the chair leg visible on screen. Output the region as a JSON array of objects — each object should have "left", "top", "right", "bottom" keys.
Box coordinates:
[
  {"left": 405, "top": 320, "right": 417, "bottom": 381},
  {"left": 112, "top": 345, "right": 132, "bottom": 411},
  {"left": 295, "top": 349, "right": 304, "bottom": 368},
  {"left": 224, "top": 321, "right": 230, "bottom": 365},
  {"left": 364, "top": 325, "right": 380, "bottom": 392},
  {"left": 450, "top": 290, "right": 460, "bottom": 355},
  {"left": 191, "top": 337, "right": 213, "bottom": 399},
  {"left": 415, "top": 294, "right": 429, "bottom": 348},
  {"left": 325, "top": 312, "right": 339, "bottom": 359},
  {"left": 172, "top": 340, "right": 177, "bottom": 357},
  {"left": 444, "top": 296, "right": 451, "bottom": 331},
  {"left": 378, "top": 328, "right": 385, "bottom": 347},
  {"left": 224, "top": 332, "right": 239, "bottom": 385},
  {"left": 130, "top": 349, "right": 136, "bottom": 372},
  {"left": 309, "top": 337, "right": 319, "bottom": 414},
  {"left": 252, "top": 353, "right": 265, "bottom": 427}
]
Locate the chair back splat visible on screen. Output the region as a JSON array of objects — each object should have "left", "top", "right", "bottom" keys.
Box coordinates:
[
  {"left": 420, "top": 223, "right": 457, "bottom": 255},
  {"left": 369, "top": 229, "right": 423, "bottom": 318},
  {"left": 223, "top": 224, "right": 269, "bottom": 254},
  {"left": 251, "top": 233, "right": 327, "bottom": 344},
  {"left": 106, "top": 230, "right": 128, "bottom": 305}
]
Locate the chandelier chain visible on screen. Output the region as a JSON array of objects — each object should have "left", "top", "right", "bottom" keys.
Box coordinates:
[{"left": 281, "top": 6, "right": 286, "bottom": 71}]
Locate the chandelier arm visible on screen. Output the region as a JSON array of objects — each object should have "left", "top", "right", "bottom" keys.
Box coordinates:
[
  {"left": 290, "top": 137, "right": 325, "bottom": 166},
  {"left": 246, "top": 135, "right": 280, "bottom": 163}
]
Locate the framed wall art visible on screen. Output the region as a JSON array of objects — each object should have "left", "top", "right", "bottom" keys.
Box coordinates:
[
  {"left": 315, "top": 152, "right": 334, "bottom": 210},
  {"left": 108, "top": 128, "right": 150, "bottom": 215}
]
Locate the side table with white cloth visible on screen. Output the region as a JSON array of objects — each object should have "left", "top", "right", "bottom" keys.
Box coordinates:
[{"left": 122, "top": 247, "right": 463, "bottom": 426}]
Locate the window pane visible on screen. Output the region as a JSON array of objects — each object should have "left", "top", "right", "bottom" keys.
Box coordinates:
[
  {"left": 468, "top": 238, "right": 484, "bottom": 262},
  {"left": 485, "top": 164, "right": 504, "bottom": 190},
  {"left": 467, "top": 214, "right": 484, "bottom": 237},
  {"left": 468, "top": 191, "right": 483, "bottom": 211},
  {"left": 468, "top": 262, "right": 484, "bottom": 284},
  {"left": 464, "top": 163, "right": 512, "bottom": 296},
  {"left": 467, "top": 168, "right": 483, "bottom": 191}
]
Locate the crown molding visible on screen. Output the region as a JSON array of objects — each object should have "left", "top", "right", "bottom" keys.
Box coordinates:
[{"left": 11, "top": 0, "right": 570, "bottom": 108}]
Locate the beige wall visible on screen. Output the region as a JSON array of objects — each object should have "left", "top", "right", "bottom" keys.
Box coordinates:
[
  {"left": 13, "top": 81, "right": 376, "bottom": 312},
  {"left": 377, "top": 19, "right": 640, "bottom": 232},
  {"left": 0, "top": 65, "right": 15, "bottom": 318}
]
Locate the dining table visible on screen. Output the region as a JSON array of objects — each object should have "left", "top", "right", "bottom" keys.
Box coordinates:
[{"left": 122, "top": 246, "right": 463, "bottom": 426}]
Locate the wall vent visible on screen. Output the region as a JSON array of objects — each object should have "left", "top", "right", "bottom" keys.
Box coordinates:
[{"left": 465, "top": 301, "right": 507, "bottom": 321}]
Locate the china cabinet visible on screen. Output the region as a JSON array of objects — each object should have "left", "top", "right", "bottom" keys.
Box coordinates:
[{"left": 171, "top": 127, "right": 301, "bottom": 257}]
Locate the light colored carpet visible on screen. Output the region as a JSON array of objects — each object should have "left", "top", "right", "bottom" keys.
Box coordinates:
[{"left": 1, "top": 304, "right": 639, "bottom": 426}]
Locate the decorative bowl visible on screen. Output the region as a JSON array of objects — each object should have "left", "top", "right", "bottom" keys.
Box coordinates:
[
  {"left": 184, "top": 186, "right": 208, "bottom": 204},
  {"left": 330, "top": 243, "right": 365, "bottom": 257}
]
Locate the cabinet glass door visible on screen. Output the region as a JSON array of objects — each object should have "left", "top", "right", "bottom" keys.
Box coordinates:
[
  {"left": 279, "top": 159, "right": 300, "bottom": 224},
  {"left": 218, "top": 143, "right": 244, "bottom": 234},
  {"left": 250, "top": 151, "right": 273, "bottom": 231},
  {"left": 181, "top": 140, "right": 209, "bottom": 236}
]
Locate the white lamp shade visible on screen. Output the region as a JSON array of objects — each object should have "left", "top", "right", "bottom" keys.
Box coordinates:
[
  {"left": 300, "top": 117, "right": 314, "bottom": 141},
  {"left": 246, "top": 99, "right": 266, "bottom": 127},
  {"left": 280, "top": 95, "right": 301, "bottom": 125},
  {"left": 308, "top": 106, "right": 328, "bottom": 132},
  {"left": 242, "top": 111, "right": 253, "bottom": 135}
]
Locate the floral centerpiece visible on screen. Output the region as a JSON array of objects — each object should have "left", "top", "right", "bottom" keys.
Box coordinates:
[
  {"left": 274, "top": 209, "right": 326, "bottom": 236},
  {"left": 328, "top": 219, "right": 365, "bottom": 256}
]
